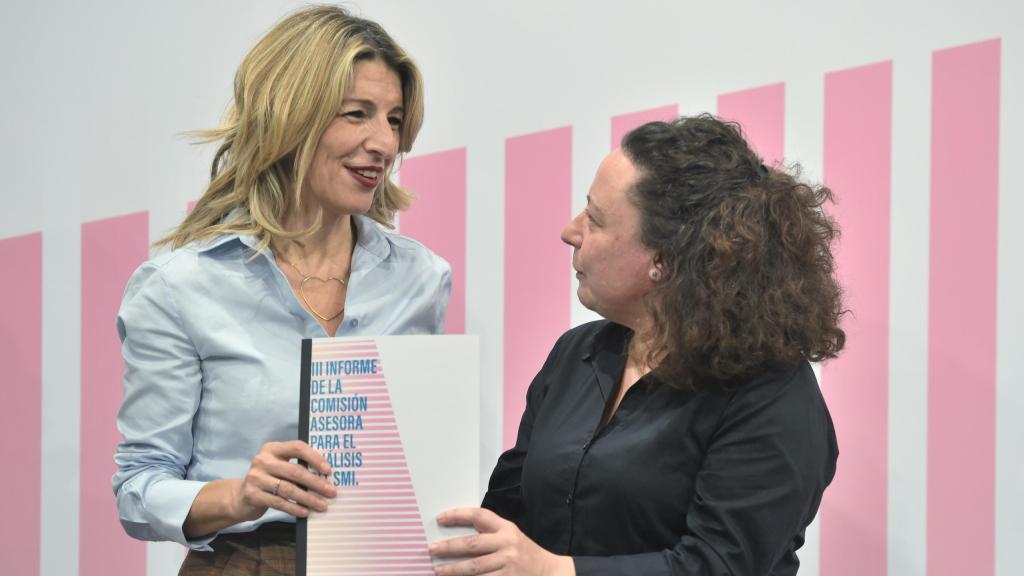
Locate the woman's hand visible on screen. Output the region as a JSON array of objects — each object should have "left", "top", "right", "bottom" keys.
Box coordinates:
[
  {"left": 429, "top": 507, "right": 575, "bottom": 576},
  {"left": 235, "top": 440, "right": 337, "bottom": 520},
  {"left": 183, "top": 440, "right": 336, "bottom": 538}
]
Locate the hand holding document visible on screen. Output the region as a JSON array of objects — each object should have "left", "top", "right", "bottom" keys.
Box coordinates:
[{"left": 429, "top": 508, "right": 573, "bottom": 576}]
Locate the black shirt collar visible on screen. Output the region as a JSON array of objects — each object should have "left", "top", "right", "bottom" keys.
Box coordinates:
[{"left": 582, "top": 321, "right": 630, "bottom": 361}]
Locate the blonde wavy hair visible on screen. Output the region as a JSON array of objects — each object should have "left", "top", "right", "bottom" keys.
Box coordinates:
[{"left": 158, "top": 4, "right": 424, "bottom": 251}]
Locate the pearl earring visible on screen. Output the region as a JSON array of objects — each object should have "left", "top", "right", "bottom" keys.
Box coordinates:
[{"left": 649, "top": 268, "right": 663, "bottom": 282}]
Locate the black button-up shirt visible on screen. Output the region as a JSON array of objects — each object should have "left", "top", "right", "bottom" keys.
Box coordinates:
[{"left": 482, "top": 321, "right": 837, "bottom": 575}]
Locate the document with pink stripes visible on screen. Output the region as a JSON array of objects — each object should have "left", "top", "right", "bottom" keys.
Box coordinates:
[{"left": 298, "top": 335, "right": 480, "bottom": 575}]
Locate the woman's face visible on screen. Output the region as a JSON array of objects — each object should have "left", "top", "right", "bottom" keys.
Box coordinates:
[
  {"left": 561, "top": 149, "right": 657, "bottom": 328},
  {"left": 306, "top": 59, "right": 404, "bottom": 218}
]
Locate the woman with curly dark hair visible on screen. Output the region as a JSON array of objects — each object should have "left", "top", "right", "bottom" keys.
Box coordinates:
[{"left": 431, "top": 114, "right": 844, "bottom": 575}]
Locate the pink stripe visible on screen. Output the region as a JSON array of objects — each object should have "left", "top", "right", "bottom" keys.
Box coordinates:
[
  {"left": 307, "top": 561, "right": 431, "bottom": 568},
  {"left": 820, "top": 61, "right": 892, "bottom": 576},
  {"left": 927, "top": 38, "right": 1000, "bottom": 576},
  {"left": 0, "top": 233, "right": 42, "bottom": 576},
  {"left": 308, "top": 535, "right": 424, "bottom": 542},
  {"left": 341, "top": 492, "right": 416, "bottom": 499},
  {"left": 313, "top": 340, "right": 382, "bottom": 350},
  {"left": 318, "top": 338, "right": 378, "bottom": 345},
  {"left": 318, "top": 520, "right": 423, "bottom": 527},
  {"left": 334, "top": 506, "right": 420, "bottom": 512},
  {"left": 310, "top": 529, "right": 424, "bottom": 535},
  {"left": 309, "top": 558, "right": 430, "bottom": 563},
  {"left": 312, "top": 350, "right": 379, "bottom": 356},
  {"left": 309, "top": 532, "right": 425, "bottom": 537},
  {"left": 717, "top": 82, "right": 786, "bottom": 164},
  {"left": 399, "top": 148, "right": 467, "bottom": 333},
  {"left": 316, "top": 513, "right": 421, "bottom": 522},
  {"left": 355, "top": 466, "right": 411, "bottom": 471},
  {"left": 312, "top": 407, "right": 394, "bottom": 416},
  {"left": 306, "top": 540, "right": 424, "bottom": 546},
  {"left": 307, "top": 570, "right": 432, "bottom": 574},
  {"left": 327, "top": 508, "right": 419, "bottom": 512},
  {"left": 80, "top": 212, "right": 149, "bottom": 576},
  {"left": 504, "top": 126, "right": 572, "bottom": 447},
  {"left": 307, "top": 543, "right": 427, "bottom": 550},
  {"left": 306, "top": 552, "right": 432, "bottom": 560},
  {"left": 610, "top": 104, "right": 679, "bottom": 149},
  {"left": 314, "top": 340, "right": 378, "bottom": 348},
  {"left": 351, "top": 464, "right": 410, "bottom": 469},
  {"left": 340, "top": 462, "right": 407, "bottom": 468}
]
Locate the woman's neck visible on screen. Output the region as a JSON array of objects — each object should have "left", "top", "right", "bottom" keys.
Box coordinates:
[
  {"left": 277, "top": 208, "right": 356, "bottom": 276},
  {"left": 625, "top": 315, "right": 660, "bottom": 369}
]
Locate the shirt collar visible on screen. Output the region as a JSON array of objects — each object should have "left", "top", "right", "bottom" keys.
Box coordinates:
[
  {"left": 584, "top": 321, "right": 673, "bottom": 398},
  {"left": 583, "top": 321, "right": 630, "bottom": 360},
  {"left": 181, "top": 233, "right": 247, "bottom": 257},
  {"left": 582, "top": 321, "right": 629, "bottom": 403},
  {"left": 351, "top": 213, "right": 392, "bottom": 262},
  {"left": 193, "top": 212, "right": 393, "bottom": 262},
  {"left": 191, "top": 208, "right": 255, "bottom": 254}
]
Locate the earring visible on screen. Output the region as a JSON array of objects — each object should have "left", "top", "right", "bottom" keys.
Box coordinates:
[{"left": 649, "top": 268, "right": 663, "bottom": 282}]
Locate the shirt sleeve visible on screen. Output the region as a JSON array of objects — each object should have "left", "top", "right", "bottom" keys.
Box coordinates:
[
  {"left": 431, "top": 256, "right": 452, "bottom": 334},
  {"left": 112, "top": 261, "right": 215, "bottom": 550},
  {"left": 573, "top": 368, "right": 837, "bottom": 575},
  {"left": 479, "top": 382, "right": 536, "bottom": 526},
  {"left": 481, "top": 331, "right": 572, "bottom": 527}
]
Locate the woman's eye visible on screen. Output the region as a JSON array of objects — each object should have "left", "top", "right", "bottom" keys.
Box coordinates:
[
  {"left": 388, "top": 116, "right": 403, "bottom": 129},
  {"left": 340, "top": 110, "right": 366, "bottom": 120}
]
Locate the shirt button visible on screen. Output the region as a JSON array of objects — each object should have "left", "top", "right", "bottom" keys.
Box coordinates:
[{"left": 350, "top": 318, "right": 359, "bottom": 327}]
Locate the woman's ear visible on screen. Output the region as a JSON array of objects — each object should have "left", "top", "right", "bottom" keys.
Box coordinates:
[{"left": 648, "top": 255, "right": 665, "bottom": 282}]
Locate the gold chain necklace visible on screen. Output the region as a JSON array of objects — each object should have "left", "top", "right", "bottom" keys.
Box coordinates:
[{"left": 278, "top": 255, "right": 348, "bottom": 322}]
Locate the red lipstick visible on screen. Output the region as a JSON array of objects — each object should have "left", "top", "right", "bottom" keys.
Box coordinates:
[{"left": 346, "top": 165, "right": 383, "bottom": 188}]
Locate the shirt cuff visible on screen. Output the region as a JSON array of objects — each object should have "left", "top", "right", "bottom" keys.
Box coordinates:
[{"left": 145, "top": 479, "right": 214, "bottom": 550}]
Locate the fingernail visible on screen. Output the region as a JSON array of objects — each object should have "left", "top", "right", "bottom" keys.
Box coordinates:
[{"left": 427, "top": 542, "right": 437, "bottom": 553}]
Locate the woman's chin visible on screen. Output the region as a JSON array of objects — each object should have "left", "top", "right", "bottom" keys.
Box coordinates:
[
  {"left": 575, "top": 290, "right": 600, "bottom": 315},
  {"left": 320, "top": 201, "right": 373, "bottom": 220}
]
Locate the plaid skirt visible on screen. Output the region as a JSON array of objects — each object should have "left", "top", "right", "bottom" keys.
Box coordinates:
[{"left": 178, "top": 522, "right": 296, "bottom": 576}]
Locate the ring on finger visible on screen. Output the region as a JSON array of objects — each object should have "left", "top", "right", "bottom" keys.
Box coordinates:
[{"left": 271, "top": 479, "right": 282, "bottom": 497}]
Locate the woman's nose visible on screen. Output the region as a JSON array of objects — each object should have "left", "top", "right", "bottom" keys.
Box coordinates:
[
  {"left": 560, "top": 212, "right": 584, "bottom": 247},
  {"left": 364, "top": 117, "right": 399, "bottom": 159}
]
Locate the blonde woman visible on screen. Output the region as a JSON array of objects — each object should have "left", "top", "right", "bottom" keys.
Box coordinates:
[{"left": 113, "top": 6, "right": 450, "bottom": 573}]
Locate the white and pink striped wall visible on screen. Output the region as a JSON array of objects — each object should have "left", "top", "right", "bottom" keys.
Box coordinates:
[{"left": 2, "top": 1, "right": 1022, "bottom": 575}]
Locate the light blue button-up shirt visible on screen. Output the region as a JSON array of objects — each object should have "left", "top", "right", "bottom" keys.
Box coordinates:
[{"left": 113, "top": 214, "right": 451, "bottom": 550}]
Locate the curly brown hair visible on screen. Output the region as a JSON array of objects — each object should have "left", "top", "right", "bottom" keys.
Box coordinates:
[{"left": 621, "top": 114, "right": 846, "bottom": 389}]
